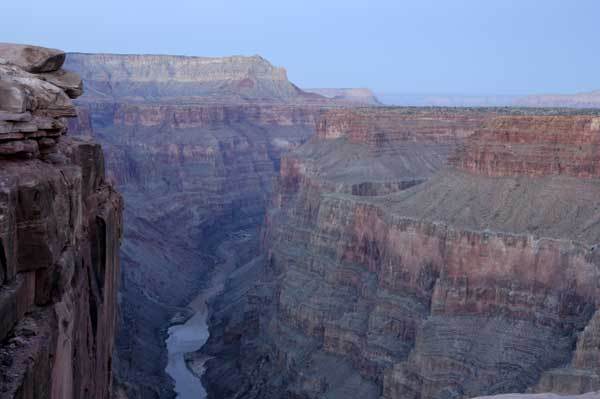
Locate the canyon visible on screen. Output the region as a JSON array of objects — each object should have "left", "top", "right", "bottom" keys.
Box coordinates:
[
  {"left": 0, "top": 44, "right": 122, "bottom": 398},
  {"left": 63, "top": 52, "right": 347, "bottom": 398},
  {"left": 2, "top": 42, "right": 600, "bottom": 399}
]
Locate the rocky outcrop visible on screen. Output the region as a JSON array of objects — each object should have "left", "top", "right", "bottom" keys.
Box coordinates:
[
  {"left": 0, "top": 44, "right": 122, "bottom": 399},
  {"left": 202, "top": 108, "right": 600, "bottom": 399}
]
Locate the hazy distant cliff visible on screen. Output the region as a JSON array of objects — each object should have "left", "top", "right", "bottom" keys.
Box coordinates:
[
  {"left": 515, "top": 91, "right": 600, "bottom": 109},
  {"left": 0, "top": 43, "right": 122, "bottom": 399},
  {"left": 304, "top": 88, "right": 382, "bottom": 106},
  {"left": 65, "top": 53, "right": 319, "bottom": 103}
]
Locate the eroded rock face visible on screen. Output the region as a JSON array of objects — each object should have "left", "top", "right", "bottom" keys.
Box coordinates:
[
  {"left": 202, "top": 109, "right": 600, "bottom": 399},
  {"left": 0, "top": 44, "right": 122, "bottom": 399}
]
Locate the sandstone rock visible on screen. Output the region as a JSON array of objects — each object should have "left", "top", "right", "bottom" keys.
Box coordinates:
[
  {"left": 38, "top": 69, "right": 83, "bottom": 98},
  {"left": 0, "top": 81, "right": 27, "bottom": 113},
  {"left": 0, "top": 43, "right": 65, "bottom": 73}
]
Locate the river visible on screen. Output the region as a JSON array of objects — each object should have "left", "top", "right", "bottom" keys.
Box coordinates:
[{"left": 165, "top": 229, "right": 254, "bottom": 399}]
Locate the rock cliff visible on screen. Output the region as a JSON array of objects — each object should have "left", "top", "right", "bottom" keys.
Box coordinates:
[
  {"left": 0, "top": 44, "right": 122, "bottom": 399},
  {"left": 202, "top": 108, "right": 600, "bottom": 399}
]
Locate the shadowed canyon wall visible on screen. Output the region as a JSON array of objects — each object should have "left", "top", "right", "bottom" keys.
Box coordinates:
[
  {"left": 201, "top": 108, "right": 600, "bottom": 399},
  {"left": 64, "top": 52, "right": 348, "bottom": 398},
  {"left": 0, "top": 44, "right": 122, "bottom": 399}
]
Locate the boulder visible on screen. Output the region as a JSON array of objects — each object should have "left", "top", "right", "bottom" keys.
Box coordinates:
[
  {"left": 39, "top": 69, "right": 83, "bottom": 98},
  {"left": 0, "top": 43, "right": 65, "bottom": 73}
]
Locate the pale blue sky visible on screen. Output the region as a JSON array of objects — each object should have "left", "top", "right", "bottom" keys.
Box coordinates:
[{"left": 2, "top": 0, "right": 599, "bottom": 95}]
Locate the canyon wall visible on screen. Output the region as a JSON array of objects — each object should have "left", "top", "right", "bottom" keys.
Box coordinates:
[
  {"left": 0, "top": 44, "right": 122, "bottom": 398},
  {"left": 202, "top": 108, "right": 600, "bottom": 399},
  {"left": 64, "top": 53, "right": 339, "bottom": 398}
]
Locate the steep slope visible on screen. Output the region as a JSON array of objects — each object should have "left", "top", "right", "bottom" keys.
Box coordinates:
[
  {"left": 0, "top": 44, "right": 122, "bottom": 398},
  {"left": 202, "top": 109, "right": 600, "bottom": 399}
]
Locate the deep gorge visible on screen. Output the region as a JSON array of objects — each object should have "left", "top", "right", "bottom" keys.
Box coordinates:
[{"left": 2, "top": 43, "right": 600, "bottom": 399}]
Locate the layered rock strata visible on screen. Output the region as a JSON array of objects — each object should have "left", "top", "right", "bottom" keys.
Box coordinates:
[
  {"left": 64, "top": 53, "right": 329, "bottom": 104},
  {"left": 203, "top": 110, "right": 600, "bottom": 399},
  {"left": 201, "top": 107, "right": 491, "bottom": 398},
  {"left": 0, "top": 44, "right": 122, "bottom": 399}
]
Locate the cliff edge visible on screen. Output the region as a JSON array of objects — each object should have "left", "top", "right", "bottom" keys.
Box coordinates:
[{"left": 0, "top": 43, "right": 123, "bottom": 399}]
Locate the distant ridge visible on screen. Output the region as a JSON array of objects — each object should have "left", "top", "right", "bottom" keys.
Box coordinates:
[
  {"left": 377, "top": 91, "right": 600, "bottom": 108},
  {"left": 515, "top": 90, "right": 600, "bottom": 108},
  {"left": 304, "top": 88, "right": 382, "bottom": 106},
  {"left": 65, "top": 52, "right": 318, "bottom": 104}
]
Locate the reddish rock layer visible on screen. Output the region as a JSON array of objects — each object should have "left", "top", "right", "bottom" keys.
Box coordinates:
[
  {"left": 451, "top": 115, "right": 600, "bottom": 177},
  {"left": 316, "top": 108, "right": 488, "bottom": 143},
  {"left": 0, "top": 44, "right": 122, "bottom": 399}
]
